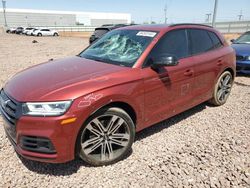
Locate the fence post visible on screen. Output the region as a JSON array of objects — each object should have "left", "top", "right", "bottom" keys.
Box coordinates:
[{"left": 227, "top": 23, "right": 231, "bottom": 33}]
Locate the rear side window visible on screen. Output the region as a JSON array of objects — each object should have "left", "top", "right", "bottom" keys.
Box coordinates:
[
  {"left": 148, "top": 29, "right": 189, "bottom": 60},
  {"left": 207, "top": 31, "right": 223, "bottom": 49},
  {"left": 189, "top": 29, "right": 214, "bottom": 55}
]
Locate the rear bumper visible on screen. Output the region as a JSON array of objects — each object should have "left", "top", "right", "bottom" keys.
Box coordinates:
[{"left": 236, "top": 60, "right": 250, "bottom": 74}]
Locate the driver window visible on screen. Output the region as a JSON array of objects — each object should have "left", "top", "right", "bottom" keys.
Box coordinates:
[{"left": 145, "top": 29, "right": 189, "bottom": 67}]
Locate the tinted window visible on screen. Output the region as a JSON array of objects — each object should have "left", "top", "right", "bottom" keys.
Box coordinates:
[
  {"left": 148, "top": 29, "right": 189, "bottom": 61},
  {"left": 94, "top": 29, "right": 109, "bottom": 38},
  {"left": 207, "top": 31, "right": 223, "bottom": 49},
  {"left": 189, "top": 29, "right": 214, "bottom": 55}
]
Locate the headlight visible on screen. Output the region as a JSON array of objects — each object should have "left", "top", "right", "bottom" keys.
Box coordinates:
[
  {"left": 22, "top": 101, "right": 72, "bottom": 116},
  {"left": 246, "top": 56, "right": 250, "bottom": 61}
]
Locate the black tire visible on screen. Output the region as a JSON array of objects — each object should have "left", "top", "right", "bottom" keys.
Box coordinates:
[
  {"left": 37, "top": 33, "right": 42, "bottom": 37},
  {"left": 53, "top": 33, "right": 59, "bottom": 36},
  {"left": 209, "top": 71, "right": 233, "bottom": 106},
  {"left": 77, "top": 107, "right": 135, "bottom": 166}
]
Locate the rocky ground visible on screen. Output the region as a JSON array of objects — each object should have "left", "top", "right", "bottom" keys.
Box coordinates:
[{"left": 0, "top": 33, "right": 249, "bottom": 188}]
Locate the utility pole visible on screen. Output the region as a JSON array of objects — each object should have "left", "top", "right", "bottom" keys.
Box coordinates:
[
  {"left": 238, "top": 10, "right": 243, "bottom": 21},
  {"left": 206, "top": 13, "right": 212, "bottom": 23},
  {"left": 164, "top": 3, "right": 167, "bottom": 24},
  {"left": 2, "top": 0, "right": 7, "bottom": 27},
  {"left": 25, "top": 16, "right": 28, "bottom": 26},
  {"left": 212, "top": 0, "right": 218, "bottom": 27}
]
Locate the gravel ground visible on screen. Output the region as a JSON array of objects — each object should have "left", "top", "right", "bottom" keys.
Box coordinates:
[{"left": 0, "top": 33, "right": 249, "bottom": 188}]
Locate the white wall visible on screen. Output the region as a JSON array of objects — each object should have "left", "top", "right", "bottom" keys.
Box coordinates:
[{"left": 0, "top": 9, "right": 131, "bottom": 27}]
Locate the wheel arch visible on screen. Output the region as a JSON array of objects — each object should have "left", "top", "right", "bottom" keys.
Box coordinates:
[
  {"left": 224, "top": 67, "right": 235, "bottom": 80},
  {"left": 89, "top": 101, "right": 137, "bottom": 126},
  {"left": 74, "top": 100, "right": 137, "bottom": 159}
]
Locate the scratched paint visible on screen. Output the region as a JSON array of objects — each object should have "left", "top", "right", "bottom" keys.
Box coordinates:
[
  {"left": 181, "top": 83, "right": 190, "bottom": 96},
  {"left": 89, "top": 73, "right": 109, "bottom": 82},
  {"left": 78, "top": 93, "right": 103, "bottom": 108}
]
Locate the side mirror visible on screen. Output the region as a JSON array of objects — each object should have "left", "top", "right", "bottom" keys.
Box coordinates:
[
  {"left": 151, "top": 55, "right": 178, "bottom": 69},
  {"left": 230, "top": 39, "right": 235, "bottom": 43}
]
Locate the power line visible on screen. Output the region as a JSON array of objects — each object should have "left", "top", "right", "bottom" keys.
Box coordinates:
[
  {"left": 206, "top": 13, "right": 212, "bottom": 23},
  {"left": 238, "top": 10, "right": 243, "bottom": 21}
]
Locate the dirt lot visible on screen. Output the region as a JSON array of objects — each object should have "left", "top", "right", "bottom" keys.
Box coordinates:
[{"left": 0, "top": 33, "right": 249, "bottom": 188}]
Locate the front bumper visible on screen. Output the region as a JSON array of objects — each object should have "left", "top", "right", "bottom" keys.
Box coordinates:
[
  {"left": 0, "top": 90, "right": 88, "bottom": 163},
  {"left": 1, "top": 112, "right": 83, "bottom": 163},
  {"left": 236, "top": 60, "right": 250, "bottom": 74}
]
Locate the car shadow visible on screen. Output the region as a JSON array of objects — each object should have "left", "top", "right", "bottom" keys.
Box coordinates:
[
  {"left": 135, "top": 102, "right": 206, "bottom": 141},
  {"left": 19, "top": 102, "right": 207, "bottom": 175}
]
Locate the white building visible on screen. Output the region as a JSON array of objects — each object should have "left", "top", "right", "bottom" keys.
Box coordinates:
[{"left": 0, "top": 8, "right": 131, "bottom": 27}]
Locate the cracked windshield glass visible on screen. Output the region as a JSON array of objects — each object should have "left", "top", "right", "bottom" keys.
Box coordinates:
[{"left": 80, "top": 30, "right": 157, "bottom": 67}]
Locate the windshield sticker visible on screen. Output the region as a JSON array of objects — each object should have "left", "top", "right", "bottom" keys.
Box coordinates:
[{"left": 136, "top": 31, "right": 157, "bottom": 37}]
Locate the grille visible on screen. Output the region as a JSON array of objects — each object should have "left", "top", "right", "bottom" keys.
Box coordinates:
[
  {"left": 236, "top": 66, "right": 242, "bottom": 71},
  {"left": 0, "top": 89, "right": 20, "bottom": 142},
  {"left": 245, "top": 67, "right": 250, "bottom": 71},
  {"left": 236, "top": 55, "right": 245, "bottom": 61}
]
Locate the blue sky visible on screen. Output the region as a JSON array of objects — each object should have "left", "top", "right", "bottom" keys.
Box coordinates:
[{"left": 3, "top": 0, "right": 250, "bottom": 23}]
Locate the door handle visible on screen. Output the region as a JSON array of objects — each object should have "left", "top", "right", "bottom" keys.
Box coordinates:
[{"left": 184, "top": 69, "right": 194, "bottom": 76}]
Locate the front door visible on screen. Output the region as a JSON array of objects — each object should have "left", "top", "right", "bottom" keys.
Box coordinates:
[{"left": 142, "top": 29, "right": 196, "bottom": 127}]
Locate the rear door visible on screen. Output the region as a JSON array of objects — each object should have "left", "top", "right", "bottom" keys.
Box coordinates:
[
  {"left": 40, "top": 29, "right": 46, "bottom": 35},
  {"left": 188, "top": 29, "right": 224, "bottom": 103},
  {"left": 45, "top": 29, "right": 51, "bottom": 36},
  {"left": 142, "top": 29, "right": 196, "bottom": 126}
]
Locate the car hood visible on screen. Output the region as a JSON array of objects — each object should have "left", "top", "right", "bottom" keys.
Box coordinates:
[
  {"left": 4, "top": 56, "right": 132, "bottom": 102},
  {"left": 231, "top": 43, "right": 250, "bottom": 56}
]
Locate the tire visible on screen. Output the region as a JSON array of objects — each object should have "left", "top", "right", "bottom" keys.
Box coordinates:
[
  {"left": 77, "top": 107, "right": 135, "bottom": 166},
  {"left": 53, "top": 33, "right": 58, "bottom": 36},
  {"left": 37, "top": 33, "right": 42, "bottom": 37},
  {"left": 209, "top": 71, "right": 233, "bottom": 106}
]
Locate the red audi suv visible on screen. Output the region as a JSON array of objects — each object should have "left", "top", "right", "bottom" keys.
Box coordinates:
[{"left": 0, "top": 24, "right": 236, "bottom": 166}]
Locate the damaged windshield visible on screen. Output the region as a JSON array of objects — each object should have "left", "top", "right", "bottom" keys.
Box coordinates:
[{"left": 80, "top": 30, "right": 157, "bottom": 67}]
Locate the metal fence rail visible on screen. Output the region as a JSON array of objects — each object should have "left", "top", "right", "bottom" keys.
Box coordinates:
[
  {"left": 38, "top": 21, "right": 250, "bottom": 34},
  {"left": 204, "top": 21, "right": 250, "bottom": 33},
  {"left": 3, "top": 20, "right": 250, "bottom": 34},
  {"left": 33, "top": 26, "right": 96, "bottom": 32}
]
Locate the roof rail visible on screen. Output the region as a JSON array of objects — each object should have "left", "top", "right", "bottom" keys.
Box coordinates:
[{"left": 169, "top": 23, "right": 213, "bottom": 28}]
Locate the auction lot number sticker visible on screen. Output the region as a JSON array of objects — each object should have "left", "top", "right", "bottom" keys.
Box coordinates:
[{"left": 136, "top": 31, "right": 157, "bottom": 37}]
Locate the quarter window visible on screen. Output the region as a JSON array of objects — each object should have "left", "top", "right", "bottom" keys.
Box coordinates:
[
  {"left": 189, "top": 29, "right": 214, "bottom": 55},
  {"left": 207, "top": 31, "right": 223, "bottom": 49}
]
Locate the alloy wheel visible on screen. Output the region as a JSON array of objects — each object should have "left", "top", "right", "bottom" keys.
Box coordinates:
[
  {"left": 216, "top": 73, "right": 233, "bottom": 103},
  {"left": 80, "top": 114, "right": 131, "bottom": 163}
]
